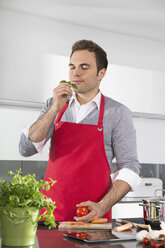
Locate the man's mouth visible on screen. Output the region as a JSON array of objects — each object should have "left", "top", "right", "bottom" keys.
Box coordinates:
[{"left": 72, "top": 80, "right": 83, "bottom": 85}]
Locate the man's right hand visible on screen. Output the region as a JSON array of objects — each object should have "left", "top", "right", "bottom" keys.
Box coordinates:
[
  {"left": 51, "top": 83, "right": 72, "bottom": 113},
  {"left": 28, "top": 83, "right": 72, "bottom": 143}
]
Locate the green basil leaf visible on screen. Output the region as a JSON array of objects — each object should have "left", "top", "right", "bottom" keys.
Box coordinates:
[
  {"left": 71, "top": 83, "right": 78, "bottom": 89},
  {"left": 59, "top": 80, "right": 66, "bottom": 84}
]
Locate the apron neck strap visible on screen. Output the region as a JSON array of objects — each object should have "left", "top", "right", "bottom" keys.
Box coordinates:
[
  {"left": 98, "top": 93, "right": 105, "bottom": 128},
  {"left": 55, "top": 95, "right": 105, "bottom": 126},
  {"left": 55, "top": 100, "right": 69, "bottom": 123}
]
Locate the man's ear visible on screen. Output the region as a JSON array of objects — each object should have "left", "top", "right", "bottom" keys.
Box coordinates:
[{"left": 98, "top": 68, "right": 106, "bottom": 81}]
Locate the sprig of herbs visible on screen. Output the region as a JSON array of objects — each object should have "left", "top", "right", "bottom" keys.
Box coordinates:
[
  {"left": 60, "top": 80, "right": 78, "bottom": 89},
  {"left": 0, "top": 169, "right": 57, "bottom": 229}
]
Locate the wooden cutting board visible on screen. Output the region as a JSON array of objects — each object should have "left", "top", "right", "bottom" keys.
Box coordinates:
[{"left": 58, "top": 221, "right": 112, "bottom": 230}]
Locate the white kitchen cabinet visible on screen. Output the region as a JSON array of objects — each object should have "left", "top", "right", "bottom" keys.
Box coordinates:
[
  {"left": 133, "top": 117, "right": 165, "bottom": 164},
  {"left": 0, "top": 106, "right": 50, "bottom": 161},
  {"left": 43, "top": 54, "right": 165, "bottom": 116},
  {"left": 100, "top": 64, "right": 165, "bottom": 115},
  {"left": 1, "top": 50, "right": 165, "bottom": 116},
  {"left": 42, "top": 54, "right": 69, "bottom": 101},
  {"left": 112, "top": 202, "right": 143, "bottom": 219},
  {"left": 1, "top": 8, "right": 165, "bottom": 116}
]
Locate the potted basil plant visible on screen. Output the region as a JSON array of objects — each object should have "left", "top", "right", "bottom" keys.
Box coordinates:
[{"left": 0, "top": 168, "right": 57, "bottom": 247}]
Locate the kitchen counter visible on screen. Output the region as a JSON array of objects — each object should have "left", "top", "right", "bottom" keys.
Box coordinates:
[
  {"left": 0, "top": 219, "right": 144, "bottom": 248},
  {"left": 37, "top": 229, "right": 138, "bottom": 248}
]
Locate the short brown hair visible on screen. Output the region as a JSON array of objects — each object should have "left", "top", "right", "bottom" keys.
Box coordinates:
[{"left": 70, "top": 40, "right": 108, "bottom": 73}]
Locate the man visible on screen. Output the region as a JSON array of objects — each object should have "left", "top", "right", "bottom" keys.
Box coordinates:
[{"left": 19, "top": 40, "right": 141, "bottom": 222}]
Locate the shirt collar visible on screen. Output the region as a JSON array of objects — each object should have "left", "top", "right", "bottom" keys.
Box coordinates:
[{"left": 69, "top": 91, "right": 101, "bottom": 110}]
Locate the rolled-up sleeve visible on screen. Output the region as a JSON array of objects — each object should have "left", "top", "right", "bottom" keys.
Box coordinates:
[
  {"left": 19, "top": 97, "right": 54, "bottom": 157},
  {"left": 19, "top": 133, "right": 38, "bottom": 157},
  {"left": 111, "top": 168, "right": 142, "bottom": 191},
  {"left": 112, "top": 105, "right": 141, "bottom": 190}
]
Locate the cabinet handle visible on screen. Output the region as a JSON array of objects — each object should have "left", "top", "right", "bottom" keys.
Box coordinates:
[{"left": 145, "top": 183, "right": 152, "bottom": 186}]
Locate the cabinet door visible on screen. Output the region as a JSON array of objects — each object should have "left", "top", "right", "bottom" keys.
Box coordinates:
[
  {"left": 112, "top": 203, "right": 143, "bottom": 219},
  {"left": 100, "top": 64, "right": 165, "bottom": 115},
  {"left": 1, "top": 51, "right": 164, "bottom": 116},
  {"left": 43, "top": 55, "right": 165, "bottom": 115}
]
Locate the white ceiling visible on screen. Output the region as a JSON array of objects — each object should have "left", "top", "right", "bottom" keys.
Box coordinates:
[{"left": 0, "top": 0, "right": 165, "bottom": 42}]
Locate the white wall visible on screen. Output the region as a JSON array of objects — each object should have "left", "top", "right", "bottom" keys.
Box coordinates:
[{"left": 0, "top": 105, "right": 165, "bottom": 164}]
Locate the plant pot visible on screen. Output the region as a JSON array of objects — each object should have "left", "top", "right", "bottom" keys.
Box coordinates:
[{"left": 1, "top": 207, "right": 39, "bottom": 247}]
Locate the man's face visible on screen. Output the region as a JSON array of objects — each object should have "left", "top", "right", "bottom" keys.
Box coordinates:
[{"left": 69, "top": 50, "right": 106, "bottom": 97}]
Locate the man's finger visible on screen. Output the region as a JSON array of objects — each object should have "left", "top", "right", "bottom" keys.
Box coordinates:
[
  {"left": 74, "top": 211, "right": 95, "bottom": 222},
  {"left": 76, "top": 201, "right": 92, "bottom": 207}
]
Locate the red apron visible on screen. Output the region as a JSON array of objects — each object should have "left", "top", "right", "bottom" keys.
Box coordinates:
[{"left": 41, "top": 94, "right": 112, "bottom": 222}]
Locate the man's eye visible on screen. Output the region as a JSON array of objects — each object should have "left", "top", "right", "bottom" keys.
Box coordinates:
[
  {"left": 82, "top": 65, "right": 89, "bottom": 70},
  {"left": 69, "top": 66, "right": 75, "bottom": 70}
]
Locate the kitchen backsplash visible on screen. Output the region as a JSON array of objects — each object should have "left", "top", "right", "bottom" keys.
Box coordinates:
[
  {"left": 140, "top": 163, "right": 165, "bottom": 190},
  {"left": 0, "top": 161, "right": 165, "bottom": 189},
  {"left": 0, "top": 160, "right": 47, "bottom": 182}
]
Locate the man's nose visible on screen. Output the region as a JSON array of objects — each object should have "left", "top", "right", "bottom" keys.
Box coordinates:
[{"left": 73, "top": 67, "right": 81, "bottom": 76}]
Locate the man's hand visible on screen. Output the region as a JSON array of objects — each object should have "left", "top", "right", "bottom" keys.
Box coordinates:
[
  {"left": 74, "top": 201, "right": 103, "bottom": 222},
  {"left": 28, "top": 83, "right": 72, "bottom": 142},
  {"left": 52, "top": 83, "right": 72, "bottom": 113},
  {"left": 74, "top": 180, "right": 131, "bottom": 223}
]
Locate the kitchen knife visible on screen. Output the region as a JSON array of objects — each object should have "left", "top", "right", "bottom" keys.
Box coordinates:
[{"left": 116, "top": 218, "right": 149, "bottom": 229}]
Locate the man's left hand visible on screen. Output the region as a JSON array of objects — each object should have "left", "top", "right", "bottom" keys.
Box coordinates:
[{"left": 74, "top": 201, "right": 104, "bottom": 222}]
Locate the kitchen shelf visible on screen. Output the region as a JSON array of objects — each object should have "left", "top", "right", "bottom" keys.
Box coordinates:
[
  {"left": 0, "top": 99, "right": 44, "bottom": 109},
  {"left": 0, "top": 99, "right": 165, "bottom": 120},
  {"left": 132, "top": 111, "right": 165, "bottom": 120}
]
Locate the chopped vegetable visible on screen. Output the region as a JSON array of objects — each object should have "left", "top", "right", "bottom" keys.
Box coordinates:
[
  {"left": 114, "top": 222, "right": 133, "bottom": 232},
  {"left": 91, "top": 218, "right": 108, "bottom": 224},
  {"left": 68, "top": 222, "right": 91, "bottom": 226}
]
